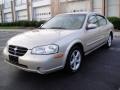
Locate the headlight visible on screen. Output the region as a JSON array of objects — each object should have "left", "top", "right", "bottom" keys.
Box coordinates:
[{"left": 31, "top": 45, "right": 59, "bottom": 55}]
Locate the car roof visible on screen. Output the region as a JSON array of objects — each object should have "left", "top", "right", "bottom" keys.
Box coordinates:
[{"left": 58, "top": 11, "right": 100, "bottom": 15}]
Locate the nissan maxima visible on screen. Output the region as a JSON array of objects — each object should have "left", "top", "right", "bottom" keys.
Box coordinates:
[{"left": 3, "top": 12, "right": 114, "bottom": 74}]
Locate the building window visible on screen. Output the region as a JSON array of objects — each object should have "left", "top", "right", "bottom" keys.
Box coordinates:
[
  {"left": 4, "top": 13, "right": 12, "bottom": 22},
  {"left": 4, "top": 1, "right": 11, "bottom": 9},
  {"left": 21, "top": 0, "right": 26, "bottom": 4},
  {"left": 32, "top": 0, "right": 42, "bottom": 2},
  {"left": 16, "top": 11, "right": 28, "bottom": 21},
  {"left": 15, "top": 0, "right": 27, "bottom": 6}
]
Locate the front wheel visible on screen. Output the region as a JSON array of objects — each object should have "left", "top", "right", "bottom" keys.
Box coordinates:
[{"left": 65, "top": 46, "right": 83, "bottom": 73}]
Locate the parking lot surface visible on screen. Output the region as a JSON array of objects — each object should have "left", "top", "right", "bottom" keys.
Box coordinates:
[{"left": 0, "top": 31, "right": 120, "bottom": 90}]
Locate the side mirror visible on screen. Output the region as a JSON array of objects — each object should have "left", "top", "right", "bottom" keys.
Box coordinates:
[
  {"left": 87, "top": 24, "right": 97, "bottom": 30},
  {"left": 41, "top": 24, "right": 44, "bottom": 27},
  {"left": 38, "top": 24, "right": 44, "bottom": 29}
]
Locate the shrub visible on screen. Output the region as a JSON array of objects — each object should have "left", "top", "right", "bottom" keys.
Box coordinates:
[
  {"left": 107, "top": 17, "right": 120, "bottom": 30},
  {"left": 0, "top": 20, "right": 46, "bottom": 27}
]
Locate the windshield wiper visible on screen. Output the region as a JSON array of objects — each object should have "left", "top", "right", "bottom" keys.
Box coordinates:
[
  {"left": 38, "top": 27, "right": 67, "bottom": 29},
  {"left": 49, "top": 27, "right": 66, "bottom": 29}
]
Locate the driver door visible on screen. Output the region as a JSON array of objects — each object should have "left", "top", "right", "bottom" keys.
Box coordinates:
[{"left": 84, "top": 14, "right": 101, "bottom": 52}]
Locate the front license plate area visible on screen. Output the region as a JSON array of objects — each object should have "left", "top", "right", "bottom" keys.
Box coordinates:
[{"left": 9, "top": 55, "right": 18, "bottom": 64}]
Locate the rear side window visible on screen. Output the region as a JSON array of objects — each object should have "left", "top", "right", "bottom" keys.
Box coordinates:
[{"left": 96, "top": 15, "right": 107, "bottom": 26}]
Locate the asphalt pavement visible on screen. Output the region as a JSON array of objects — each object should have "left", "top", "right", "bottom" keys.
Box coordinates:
[{"left": 0, "top": 30, "right": 120, "bottom": 90}]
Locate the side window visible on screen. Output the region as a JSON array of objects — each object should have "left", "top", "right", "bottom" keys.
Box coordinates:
[
  {"left": 96, "top": 15, "right": 107, "bottom": 26},
  {"left": 88, "top": 15, "right": 98, "bottom": 26}
]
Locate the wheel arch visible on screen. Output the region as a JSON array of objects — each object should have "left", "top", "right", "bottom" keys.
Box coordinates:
[
  {"left": 110, "top": 31, "right": 113, "bottom": 40},
  {"left": 63, "top": 40, "right": 84, "bottom": 67}
]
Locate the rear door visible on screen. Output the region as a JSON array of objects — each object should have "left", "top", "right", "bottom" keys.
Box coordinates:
[{"left": 96, "top": 15, "right": 110, "bottom": 43}]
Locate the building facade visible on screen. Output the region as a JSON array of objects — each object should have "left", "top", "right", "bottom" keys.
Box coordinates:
[{"left": 0, "top": 0, "right": 120, "bottom": 23}]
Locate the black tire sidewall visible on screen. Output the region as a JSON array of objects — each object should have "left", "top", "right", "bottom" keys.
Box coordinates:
[
  {"left": 65, "top": 46, "right": 83, "bottom": 73},
  {"left": 106, "top": 35, "right": 112, "bottom": 48}
]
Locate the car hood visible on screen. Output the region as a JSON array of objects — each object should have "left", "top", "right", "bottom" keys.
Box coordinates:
[{"left": 8, "top": 29, "right": 77, "bottom": 49}]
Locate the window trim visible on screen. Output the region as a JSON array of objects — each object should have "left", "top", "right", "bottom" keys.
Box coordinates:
[{"left": 96, "top": 14, "right": 107, "bottom": 26}]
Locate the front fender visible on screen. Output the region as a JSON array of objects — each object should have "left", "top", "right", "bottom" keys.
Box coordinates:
[{"left": 63, "top": 39, "right": 84, "bottom": 67}]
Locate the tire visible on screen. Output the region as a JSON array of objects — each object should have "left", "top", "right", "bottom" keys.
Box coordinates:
[
  {"left": 65, "top": 46, "right": 83, "bottom": 73},
  {"left": 105, "top": 34, "right": 112, "bottom": 48}
]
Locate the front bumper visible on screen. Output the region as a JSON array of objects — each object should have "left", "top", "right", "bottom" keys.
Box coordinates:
[{"left": 3, "top": 47, "right": 64, "bottom": 74}]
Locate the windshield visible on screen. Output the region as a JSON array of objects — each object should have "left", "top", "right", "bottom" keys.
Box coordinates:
[{"left": 41, "top": 14, "right": 86, "bottom": 30}]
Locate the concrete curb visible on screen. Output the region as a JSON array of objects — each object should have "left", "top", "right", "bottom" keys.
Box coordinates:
[{"left": 114, "top": 32, "right": 120, "bottom": 38}]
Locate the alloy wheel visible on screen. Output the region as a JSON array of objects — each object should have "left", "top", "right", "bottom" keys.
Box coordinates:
[
  {"left": 107, "top": 35, "right": 112, "bottom": 47},
  {"left": 70, "top": 50, "right": 81, "bottom": 71}
]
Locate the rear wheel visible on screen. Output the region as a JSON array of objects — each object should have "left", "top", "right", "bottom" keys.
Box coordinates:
[
  {"left": 106, "top": 34, "right": 112, "bottom": 48},
  {"left": 65, "top": 46, "right": 83, "bottom": 73}
]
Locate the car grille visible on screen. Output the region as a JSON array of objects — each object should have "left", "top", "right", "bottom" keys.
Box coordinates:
[
  {"left": 7, "top": 55, "right": 28, "bottom": 69},
  {"left": 8, "top": 45, "right": 28, "bottom": 56}
]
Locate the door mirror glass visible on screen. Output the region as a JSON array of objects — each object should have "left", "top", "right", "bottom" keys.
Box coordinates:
[{"left": 87, "top": 24, "right": 97, "bottom": 30}]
